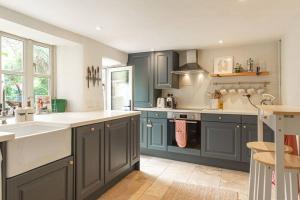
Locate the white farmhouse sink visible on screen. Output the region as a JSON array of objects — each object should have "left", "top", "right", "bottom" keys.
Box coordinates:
[{"left": 0, "top": 121, "right": 71, "bottom": 178}]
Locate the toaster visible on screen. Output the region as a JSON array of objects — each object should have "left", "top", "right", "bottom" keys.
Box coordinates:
[{"left": 157, "top": 98, "right": 166, "bottom": 108}]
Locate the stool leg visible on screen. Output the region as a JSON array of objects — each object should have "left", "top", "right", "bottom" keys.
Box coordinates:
[
  {"left": 257, "top": 163, "right": 265, "bottom": 200},
  {"left": 249, "top": 150, "right": 256, "bottom": 200},
  {"left": 289, "top": 170, "right": 298, "bottom": 200},
  {"left": 263, "top": 166, "right": 272, "bottom": 200},
  {"left": 285, "top": 172, "right": 291, "bottom": 200}
]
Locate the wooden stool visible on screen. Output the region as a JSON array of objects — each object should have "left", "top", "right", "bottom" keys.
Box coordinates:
[
  {"left": 247, "top": 142, "right": 293, "bottom": 200},
  {"left": 253, "top": 152, "right": 300, "bottom": 200}
]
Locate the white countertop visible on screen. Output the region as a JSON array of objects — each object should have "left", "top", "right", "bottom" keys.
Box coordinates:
[
  {"left": 0, "top": 110, "right": 140, "bottom": 142},
  {"left": 135, "top": 107, "right": 258, "bottom": 115}
]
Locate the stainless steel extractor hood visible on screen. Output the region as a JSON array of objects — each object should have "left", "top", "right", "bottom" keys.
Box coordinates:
[{"left": 171, "top": 50, "right": 206, "bottom": 75}]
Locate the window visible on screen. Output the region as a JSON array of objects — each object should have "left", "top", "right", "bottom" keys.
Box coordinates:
[
  {"left": 1, "top": 36, "right": 24, "bottom": 107},
  {"left": 33, "top": 44, "right": 51, "bottom": 100},
  {"left": 0, "top": 32, "right": 53, "bottom": 109}
]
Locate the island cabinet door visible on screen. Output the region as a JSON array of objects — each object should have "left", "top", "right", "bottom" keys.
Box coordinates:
[
  {"left": 241, "top": 124, "right": 257, "bottom": 162},
  {"left": 105, "top": 118, "right": 131, "bottom": 183},
  {"left": 201, "top": 122, "right": 241, "bottom": 161},
  {"left": 75, "top": 123, "right": 105, "bottom": 200},
  {"left": 131, "top": 116, "right": 140, "bottom": 165},
  {"left": 7, "top": 156, "right": 73, "bottom": 200}
]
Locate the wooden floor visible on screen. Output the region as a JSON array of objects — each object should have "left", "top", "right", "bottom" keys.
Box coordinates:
[{"left": 98, "top": 155, "right": 253, "bottom": 200}]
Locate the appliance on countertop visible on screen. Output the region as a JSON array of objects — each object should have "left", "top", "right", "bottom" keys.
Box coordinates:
[
  {"left": 167, "top": 111, "right": 201, "bottom": 150},
  {"left": 166, "top": 94, "right": 176, "bottom": 109},
  {"left": 157, "top": 97, "right": 166, "bottom": 108},
  {"left": 171, "top": 50, "right": 207, "bottom": 75}
]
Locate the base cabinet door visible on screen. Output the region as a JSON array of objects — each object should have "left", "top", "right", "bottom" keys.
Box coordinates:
[
  {"left": 201, "top": 122, "right": 241, "bottom": 161},
  {"left": 6, "top": 156, "right": 73, "bottom": 200},
  {"left": 140, "top": 117, "right": 148, "bottom": 148},
  {"left": 241, "top": 124, "right": 257, "bottom": 162},
  {"left": 241, "top": 124, "right": 274, "bottom": 162},
  {"left": 147, "top": 118, "right": 167, "bottom": 151},
  {"left": 131, "top": 116, "right": 140, "bottom": 165},
  {"left": 75, "top": 123, "right": 105, "bottom": 200},
  {"left": 105, "top": 118, "right": 131, "bottom": 182}
]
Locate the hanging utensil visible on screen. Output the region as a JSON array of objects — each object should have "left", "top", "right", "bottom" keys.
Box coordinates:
[
  {"left": 87, "top": 67, "right": 90, "bottom": 88},
  {"left": 97, "top": 67, "right": 100, "bottom": 86}
]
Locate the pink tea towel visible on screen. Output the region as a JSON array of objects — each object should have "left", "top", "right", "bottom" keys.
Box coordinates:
[{"left": 175, "top": 120, "right": 187, "bottom": 148}]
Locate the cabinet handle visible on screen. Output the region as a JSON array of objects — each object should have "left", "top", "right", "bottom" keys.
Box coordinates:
[
  {"left": 91, "top": 127, "right": 95, "bottom": 132},
  {"left": 146, "top": 124, "right": 153, "bottom": 128},
  {"left": 69, "top": 160, "right": 74, "bottom": 165},
  {"left": 155, "top": 113, "right": 159, "bottom": 116},
  {"left": 218, "top": 116, "right": 222, "bottom": 120},
  {"left": 236, "top": 125, "right": 240, "bottom": 128},
  {"left": 243, "top": 125, "right": 247, "bottom": 129},
  {"left": 107, "top": 124, "right": 110, "bottom": 128}
]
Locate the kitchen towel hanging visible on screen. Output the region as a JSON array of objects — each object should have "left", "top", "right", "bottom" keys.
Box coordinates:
[{"left": 175, "top": 120, "right": 187, "bottom": 148}]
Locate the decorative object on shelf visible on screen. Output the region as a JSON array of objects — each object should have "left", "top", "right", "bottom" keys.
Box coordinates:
[
  {"left": 247, "top": 58, "right": 254, "bottom": 72},
  {"left": 247, "top": 88, "right": 256, "bottom": 95},
  {"left": 233, "top": 63, "right": 242, "bottom": 73},
  {"left": 86, "top": 66, "right": 101, "bottom": 88},
  {"left": 256, "top": 66, "right": 261, "bottom": 75},
  {"left": 213, "top": 56, "right": 234, "bottom": 74}
]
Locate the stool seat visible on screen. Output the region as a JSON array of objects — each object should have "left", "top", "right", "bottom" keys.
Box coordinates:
[
  {"left": 253, "top": 152, "right": 300, "bottom": 170},
  {"left": 247, "top": 141, "right": 293, "bottom": 153}
]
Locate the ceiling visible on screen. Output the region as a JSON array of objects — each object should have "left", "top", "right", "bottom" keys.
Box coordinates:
[{"left": 0, "top": 0, "right": 299, "bottom": 53}]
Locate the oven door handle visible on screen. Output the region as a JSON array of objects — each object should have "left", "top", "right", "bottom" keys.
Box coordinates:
[{"left": 168, "top": 120, "right": 198, "bottom": 124}]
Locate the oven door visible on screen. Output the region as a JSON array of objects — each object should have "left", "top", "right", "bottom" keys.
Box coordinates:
[{"left": 167, "top": 119, "right": 201, "bottom": 150}]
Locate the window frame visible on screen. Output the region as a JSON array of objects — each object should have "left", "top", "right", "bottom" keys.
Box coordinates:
[{"left": 0, "top": 31, "right": 54, "bottom": 107}]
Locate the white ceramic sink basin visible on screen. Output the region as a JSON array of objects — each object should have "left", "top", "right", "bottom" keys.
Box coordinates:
[{"left": 0, "top": 121, "right": 72, "bottom": 178}]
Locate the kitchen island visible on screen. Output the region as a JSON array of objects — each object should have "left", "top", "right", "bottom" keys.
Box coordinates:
[{"left": 0, "top": 110, "right": 140, "bottom": 200}]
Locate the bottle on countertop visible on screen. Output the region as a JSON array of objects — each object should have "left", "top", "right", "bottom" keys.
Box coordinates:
[{"left": 15, "top": 107, "right": 26, "bottom": 122}]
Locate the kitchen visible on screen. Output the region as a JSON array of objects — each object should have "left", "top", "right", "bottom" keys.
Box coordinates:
[{"left": 0, "top": 1, "right": 300, "bottom": 200}]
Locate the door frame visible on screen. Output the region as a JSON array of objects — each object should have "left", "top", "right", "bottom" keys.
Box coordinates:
[{"left": 104, "top": 66, "right": 134, "bottom": 111}]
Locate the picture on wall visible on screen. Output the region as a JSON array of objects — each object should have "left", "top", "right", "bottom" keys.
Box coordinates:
[{"left": 213, "top": 56, "right": 234, "bottom": 74}]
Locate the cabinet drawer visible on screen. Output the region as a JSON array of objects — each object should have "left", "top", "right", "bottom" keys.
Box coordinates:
[
  {"left": 242, "top": 115, "right": 257, "bottom": 124},
  {"left": 147, "top": 111, "right": 167, "bottom": 119},
  {"left": 202, "top": 114, "right": 241, "bottom": 123}
]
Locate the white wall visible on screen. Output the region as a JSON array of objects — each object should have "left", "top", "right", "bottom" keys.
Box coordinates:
[
  {"left": 0, "top": 5, "right": 128, "bottom": 111},
  {"left": 163, "top": 41, "right": 280, "bottom": 110},
  {"left": 281, "top": 26, "right": 300, "bottom": 106}
]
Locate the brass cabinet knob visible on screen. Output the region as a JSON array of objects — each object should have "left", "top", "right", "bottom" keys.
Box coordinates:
[
  {"left": 243, "top": 125, "right": 247, "bottom": 129},
  {"left": 69, "top": 160, "right": 74, "bottom": 165},
  {"left": 107, "top": 124, "right": 110, "bottom": 128},
  {"left": 91, "top": 127, "right": 95, "bottom": 132},
  {"left": 236, "top": 125, "right": 240, "bottom": 128},
  {"left": 218, "top": 116, "right": 222, "bottom": 120}
]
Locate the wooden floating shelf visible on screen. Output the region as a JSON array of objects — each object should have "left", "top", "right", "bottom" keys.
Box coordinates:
[{"left": 210, "top": 71, "right": 269, "bottom": 77}]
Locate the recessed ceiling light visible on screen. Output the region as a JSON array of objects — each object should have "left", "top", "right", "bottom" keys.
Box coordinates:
[
  {"left": 218, "top": 40, "right": 224, "bottom": 44},
  {"left": 96, "top": 26, "right": 103, "bottom": 31}
]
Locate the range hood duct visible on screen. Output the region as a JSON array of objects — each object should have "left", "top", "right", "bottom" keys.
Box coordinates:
[{"left": 171, "top": 50, "right": 206, "bottom": 75}]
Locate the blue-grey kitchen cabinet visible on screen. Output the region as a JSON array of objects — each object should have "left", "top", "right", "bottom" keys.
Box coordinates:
[
  {"left": 140, "top": 116, "right": 148, "bottom": 149},
  {"left": 201, "top": 121, "right": 241, "bottom": 161},
  {"left": 154, "top": 51, "right": 179, "bottom": 89},
  {"left": 147, "top": 118, "right": 168, "bottom": 151},
  {"left": 241, "top": 116, "right": 274, "bottom": 163},
  {"left": 6, "top": 156, "right": 74, "bottom": 200},
  {"left": 130, "top": 115, "right": 140, "bottom": 166},
  {"left": 128, "top": 52, "right": 161, "bottom": 107},
  {"left": 75, "top": 123, "right": 105, "bottom": 200},
  {"left": 104, "top": 118, "right": 131, "bottom": 183}
]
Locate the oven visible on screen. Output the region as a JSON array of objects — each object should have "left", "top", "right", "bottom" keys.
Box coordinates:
[{"left": 167, "top": 112, "right": 201, "bottom": 150}]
